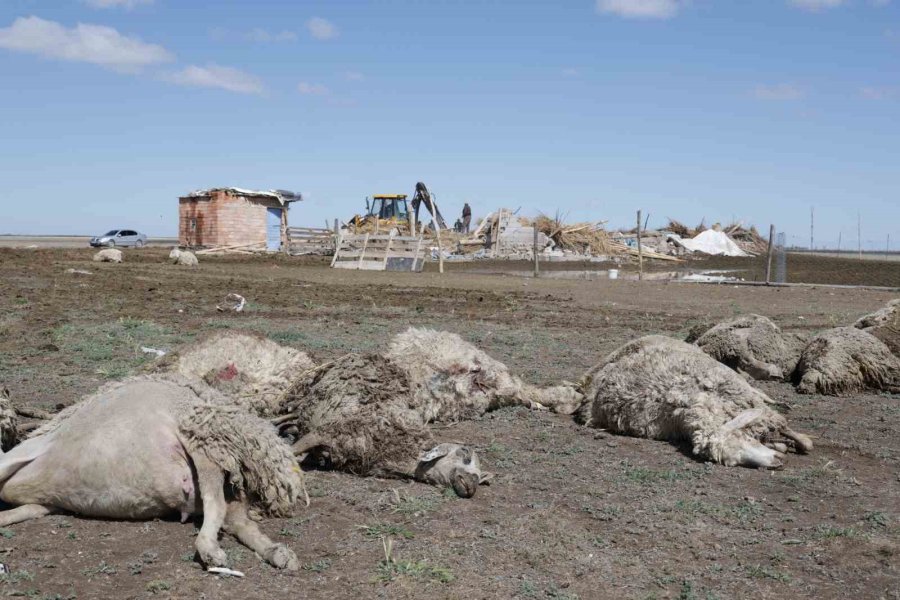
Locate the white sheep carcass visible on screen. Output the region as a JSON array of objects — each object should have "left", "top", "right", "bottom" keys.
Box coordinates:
[
  {"left": 0, "top": 375, "right": 305, "bottom": 570},
  {"left": 92, "top": 248, "right": 123, "bottom": 263},
  {"left": 160, "top": 330, "right": 316, "bottom": 415},
  {"left": 0, "top": 387, "right": 18, "bottom": 452},
  {"left": 280, "top": 354, "right": 492, "bottom": 497},
  {"left": 578, "top": 335, "right": 812, "bottom": 468},
  {"left": 854, "top": 299, "right": 900, "bottom": 358},
  {"left": 690, "top": 314, "right": 806, "bottom": 380},
  {"left": 385, "top": 327, "right": 584, "bottom": 420},
  {"left": 794, "top": 327, "right": 900, "bottom": 396},
  {"left": 169, "top": 247, "right": 199, "bottom": 267}
]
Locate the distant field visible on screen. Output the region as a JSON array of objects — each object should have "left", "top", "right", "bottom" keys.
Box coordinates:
[
  {"left": 0, "top": 235, "right": 178, "bottom": 248},
  {"left": 795, "top": 251, "right": 900, "bottom": 263}
]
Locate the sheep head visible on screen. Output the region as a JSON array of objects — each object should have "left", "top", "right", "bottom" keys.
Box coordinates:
[
  {"left": 709, "top": 408, "right": 796, "bottom": 469},
  {"left": 414, "top": 443, "right": 492, "bottom": 498}
]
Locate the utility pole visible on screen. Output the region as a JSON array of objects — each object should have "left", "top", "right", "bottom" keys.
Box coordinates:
[
  {"left": 837, "top": 231, "right": 842, "bottom": 253},
  {"left": 636, "top": 210, "right": 643, "bottom": 281},
  {"left": 857, "top": 211, "right": 862, "bottom": 260},
  {"left": 810, "top": 206, "right": 814, "bottom": 251}
]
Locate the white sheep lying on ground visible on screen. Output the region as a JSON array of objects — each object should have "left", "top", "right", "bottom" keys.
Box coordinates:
[
  {"left": 92, "top": 248, "right": 123, "bottom": 263},
  {"left": 169, "top": 247, "right": 199, "bottom": 267},
  {"left": 577, "top": 336, "right": 812, "bottom": 468},
  {"left": 688, "top": 314, "right": 806, "bottom": 381},
  {"left": 385, "top": 327, "right": 584, "bottom": 420},
  {"left": 854, "top": 299, "right": 900, "bottom": 358},
  {"left": 279, "top": 354, "right": 492, "bottom": 497},
  {"left": 794, "top": 327, "right": 900, "bottom": 395},
  {"left": 0, "top": 375, "right": 305, "bottom": 570},
  {"left": 0, "top": 388, "right": 18, "bottom": 452},
  {"left": 160, "top": 330, "right": 316, "bottom": 415}
]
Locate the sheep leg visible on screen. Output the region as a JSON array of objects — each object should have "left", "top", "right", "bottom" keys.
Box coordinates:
[
  {"left": 192, "top": 454, "right": 229, "bottom": 568},
  {"left": 224, "top": 498, "right": 298, "bottom": 570},
  {"left": 783, "top": 428, "right": 814, "bottom": 454},
  {"left": 0, "top": 504, "right": 57, "bottom": 527},
  {"left": 290, "top": 432, "right": 326, "bottom": 458},
  {"left": 740, "top": 357, "right": 783, "bottom": 381}
]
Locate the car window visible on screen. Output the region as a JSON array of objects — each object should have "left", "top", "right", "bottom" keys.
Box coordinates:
[{"left": 104, "top": 230, "right": 118, "bottom": 236}]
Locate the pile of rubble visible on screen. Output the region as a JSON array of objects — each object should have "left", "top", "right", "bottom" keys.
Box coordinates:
[{"left": 447, "top": 210, "right": 677, "bottom": 262}]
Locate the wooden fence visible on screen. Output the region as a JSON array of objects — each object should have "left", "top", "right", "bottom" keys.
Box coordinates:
[
  {"left": 287, "top": 227, "right": 335, "bottom": 256},
  {"left": 331, "top": 232, "right": 426, "bottom": 272}
]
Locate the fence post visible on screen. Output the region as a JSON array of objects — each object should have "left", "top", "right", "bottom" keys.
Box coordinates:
[
  {"left": 636, "top": 210, "right": 643, "bottom": 281},
  {"left": 765, "top": 224, "right": 775, "bottom": 284},
  {"left": 435, "top": 226, "right": 444, "bottom": 274},
  {"left": 533, "top": 225, "right": 540, "bottom": 278}
]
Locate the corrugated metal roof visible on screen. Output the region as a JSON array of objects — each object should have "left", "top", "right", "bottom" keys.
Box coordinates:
[{"left": 184, "top": 187, "right": 302, "bottom": 205}]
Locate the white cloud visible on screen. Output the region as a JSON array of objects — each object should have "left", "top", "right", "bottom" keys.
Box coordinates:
[
  {"left": 244, "top": 28, "right": 298, "bottom": 43},
  {"left": 297, "top": 81, "right": 329, "bottom": 95},
  {"left": 787, "top": 0, "right": 846, "bottom": 12},
  {"left": 596, "top": 0, "right": 682, "bottom": 19},
  {"left": 344, "top": 71, "right": 365, "bottom": 82},
  {"left": 306, "top": 17, "right": 337, "bottom": 40},
  {"left": 84, "top": 0, "right": 153, "bottom": 8},
  {"left": 753, "top": 83, "right": 804, "bottom": 101},
  {"left": 860, "top": 86, "right": 894, "bottom": 99},
  {"left": 0, "top": 16, "right": 173, "bottom": 73},
  {"left": 164, "top": 64, "right": 265, "bottom": 95}
]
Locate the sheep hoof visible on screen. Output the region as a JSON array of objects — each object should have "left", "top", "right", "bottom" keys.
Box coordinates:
[
  {"left": 264, "top": 544, "right": 299, "bottom": 570},
  {"left": 198, "top": 545, "right": 228, "bottom": 568}
]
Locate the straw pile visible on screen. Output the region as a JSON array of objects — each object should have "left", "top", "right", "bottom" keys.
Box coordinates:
[
  {"left": 346, "top": 215, "right": 411, "bottom": 235},
  {"left": 724, "top": 223, "right": 768, "bottom": 255},
  {"left": 666, "top": 219, "right": 708, "bottom": 238},
  {"left": 532, "top": 215, "right": 616, "bottom": 256}
]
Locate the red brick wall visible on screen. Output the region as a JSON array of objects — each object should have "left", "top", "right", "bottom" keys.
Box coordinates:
[{"left": 178, "top": 190, "right": 286, "bottom": 248}]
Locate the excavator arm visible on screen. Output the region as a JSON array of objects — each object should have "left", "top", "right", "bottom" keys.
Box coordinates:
[{"left": 411, "top": 182, "right": 448, "bottom": 232}]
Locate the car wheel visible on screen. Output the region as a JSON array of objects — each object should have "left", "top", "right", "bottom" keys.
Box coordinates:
[
  {"left": 106, "top": 241, "right": 116, "bottom": 248},
  {"left": 135, "top": 240, "right": 144, "bottom": 248}
]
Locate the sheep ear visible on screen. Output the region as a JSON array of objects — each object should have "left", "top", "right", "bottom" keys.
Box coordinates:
[
  {"left": 420, "top": 446, "right": 451, "bottom": 463},
  {"left": 722, "top": 408, "right": 765, "bottom": 433},
  {"left": 478, "top": 472, "right": 494, "bottom": 485}
]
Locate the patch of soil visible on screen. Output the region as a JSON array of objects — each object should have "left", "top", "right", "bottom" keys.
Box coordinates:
[{"left": 0, "top": 248, "right": 897, "bottom": 599}]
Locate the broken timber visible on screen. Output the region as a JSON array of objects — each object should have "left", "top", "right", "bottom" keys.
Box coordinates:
[{"left": 331, "top": 232, "right": 426, "bottom": 272}]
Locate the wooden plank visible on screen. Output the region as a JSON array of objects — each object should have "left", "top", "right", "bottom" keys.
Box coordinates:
[
  {"left": 357, "top": 233, "right": 370, "bottom": 268},
  {"left": 330, "top": 231, "right": 344, "bottom": 267},
  {"left": 383, "top": 231, "right": 395, "bottom": 269}
]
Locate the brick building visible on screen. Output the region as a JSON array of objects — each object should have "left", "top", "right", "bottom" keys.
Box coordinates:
[{"left": 178, "top": 188, "right": 301, "bottom": 250}]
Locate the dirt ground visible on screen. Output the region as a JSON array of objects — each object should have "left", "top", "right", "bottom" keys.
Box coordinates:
[{"left": 0, "top": 247, "right": 897, "bottom": 600}]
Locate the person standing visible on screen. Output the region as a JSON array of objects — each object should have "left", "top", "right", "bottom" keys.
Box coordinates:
[{"left": 461, "top": 202, "right": 472, "bottom": 234}]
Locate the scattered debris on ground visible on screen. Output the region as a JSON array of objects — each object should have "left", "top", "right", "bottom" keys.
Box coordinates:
[{"left": 216, "top": 293, "right": 246, "bottom": 312}]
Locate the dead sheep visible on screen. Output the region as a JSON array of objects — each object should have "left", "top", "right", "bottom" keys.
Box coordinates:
[
  {"left": 0, "top": 374, "right": 305, "bottom": 570},
  {"left": 0, "top": 387, "right": 18, "bottom": 452},
  {"left": 158, "top": 330, "right": 316, "bottom": 416},
  {"left": 279, "top": 354, "right": 491, "bottom": 497},
  {"left": 578, "top": 335, "right": 812, "bottom": 468},
  {"left": 385, "top": 327, "right": 584, "bottom": 421},
  {"left": 794, "top": 327, "right": 900, "bottom": 396},
  {"left": 691, "top": 314, "right": 806, "bottom": 380},
  {"left": 169, "top": 247, "right": 199, "bottom": 267},
  {"left": 854, "top": 299, "right": 900, "bottom": 357},
  {"left": 92, "top": 248, "right": 123, "bottom": 263}
]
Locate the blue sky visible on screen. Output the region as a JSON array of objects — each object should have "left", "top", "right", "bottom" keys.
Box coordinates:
[{"left": 0, "top": 0, "right": 898, "bottom": 249}]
